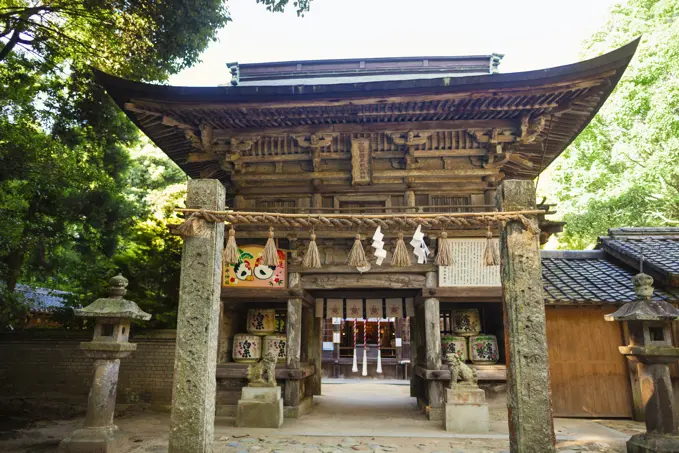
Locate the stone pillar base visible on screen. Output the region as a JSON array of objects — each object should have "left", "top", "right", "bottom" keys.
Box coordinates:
[
  {"left": 58, "top": 426, "right": 127, "bottom": 453},
  {"left": 627, "top": 433, "right": 679, "bottom": 453},
  {"left": 236, "top": 386, "right": 284, "bottom": 428},
  {"left": 444, "top": 386, "right": 489, "bottom": 433}
]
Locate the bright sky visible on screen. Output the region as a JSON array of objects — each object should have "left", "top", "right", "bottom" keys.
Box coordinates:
[{"left": 171, "top": 0, "right": 619, "bottom": 87}]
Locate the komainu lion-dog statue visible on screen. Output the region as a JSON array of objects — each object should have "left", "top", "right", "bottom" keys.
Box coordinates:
[
  {"left": 246, "top": 347, "right": 278, "bottom": 387},
  {"left": 446, "top": 352, "right": 477, "bottom": 389}
]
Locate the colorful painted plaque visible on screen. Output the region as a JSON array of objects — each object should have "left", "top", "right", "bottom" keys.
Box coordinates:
[{"left": 223, "top": 245, "right": 286, "bottom": 288}]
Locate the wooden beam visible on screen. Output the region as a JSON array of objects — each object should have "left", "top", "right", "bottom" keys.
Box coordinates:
[
  {"left": 215, "top": 363, "right": 316, "bottom": 380},
  {"left": 212, "top": 120, "right": 516, "bottom": 138},
  {"left": 432, "top": 286, "right": 503, "bottom": 300},
  {"left": 301, "top": 273, "right": 426, "bottom": 289},
  {"left": 414, "top": 364, "right": 507, "bottom": 381},
  {"left": 187, "top": 152, "right": 221, "bottom": 163},
  {"left": 231, "top": 168, "right": 496, "bottom": 182},
  {"left": 289, "top": 264, "right": 436, "bottom": 274}
]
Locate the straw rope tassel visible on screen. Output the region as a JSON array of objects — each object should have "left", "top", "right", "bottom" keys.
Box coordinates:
[
  {"left": 175, "top": 213, "right": 208, "bottom": 238},
  {"left": 362, "top": 318, "right": 368, "bottom": 376},
  {"left": 391, "top": 232, "right": 411, "bottom": 267},
  {"left": 223, "top": 226, "right": 239, "bottom": 265},
  {"left": 483, "top": 225, "right": 501, "bottom": 266},
  {"left": 348, "top": 234, "right": 369, "bottom": 268},
  {"left": 352, "top": 319, "right": 358, "bottom": 373},
  {"left": 376, "top": 318, "right": 383, "bottom": 374},
  {"left": 261, "top": 226, "right": 278, "bottom": 266},
  {"left": 302, "top": 231, "right": 322, "bottom": 268},
  {"left": 434, "top": 231, "right": 454, "bottom": 266}
]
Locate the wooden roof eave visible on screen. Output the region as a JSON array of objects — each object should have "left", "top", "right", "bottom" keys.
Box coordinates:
[
  {"left": 93, "top": 39, "right": 639, "bottom": 185},
  {"left": 95, "top": 39, "right": 638, "bottom": 107}
]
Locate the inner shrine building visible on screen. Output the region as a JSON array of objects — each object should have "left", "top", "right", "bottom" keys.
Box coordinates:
[{"left": 96, "top": 39, "right": 640, "bottom": 451}]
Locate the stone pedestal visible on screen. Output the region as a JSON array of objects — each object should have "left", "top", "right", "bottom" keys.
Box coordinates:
[
  {"left": 59, "top": 426, "right": 127, "bottom": 453},
  {"left": 443, "top": 386, "right": 489, "bottom": 433},
  {"left": 236, "top": 386, "right": 284, "bottom": 428},
  {"left": 628, "top": 433, "right": 679, "bottom": 453}
]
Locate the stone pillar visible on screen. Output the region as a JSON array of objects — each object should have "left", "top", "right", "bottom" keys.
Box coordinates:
[
  {"left": 285, "top": 297, "right": 303, "bottom": 407},
  {"left": 424, "top": 296, "right": 444, "bottom": 420},
  {"left": 496, "top": 179, "right": 555, "bottom": 453},
  {"left": 84, "top": 359, "right": 120, "bottom": 428},
  {"left": 169, "top": 179, "right": 225, "bottom": 453}
]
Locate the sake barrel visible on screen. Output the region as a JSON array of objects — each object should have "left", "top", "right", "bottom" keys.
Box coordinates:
[
  {"left": 246, "top": 308, "right": 276, "bottom": 336},
  {"left": 451, "top": 309, "right": 481, "bottom": 337},
  {"left": 469, "top": 334, "right": 499, "bottom": 365},
  {"left": 263, "top": 334, "right": 287, "bottom": 363},
  {"left": 232, "top": 334, "right": 262, "bottom": 363},
  {"left": 441, "top": 334, "right": 468, "bottom": 362}
]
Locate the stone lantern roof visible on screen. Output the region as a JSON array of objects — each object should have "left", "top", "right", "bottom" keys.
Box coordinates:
[
  {"left": 75, "top": 274, "right": 151, "bottom": 321},
  {"left": 605, "top": 273, "right": 679, "bottom": 322}
]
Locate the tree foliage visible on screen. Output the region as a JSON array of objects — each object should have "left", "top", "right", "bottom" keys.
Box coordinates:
[
  {"left": 1, "top": 0, "right": 313, "bottom": 330},
  {"left": 550, "top": 0, "right": 679, "bottom": 249}
]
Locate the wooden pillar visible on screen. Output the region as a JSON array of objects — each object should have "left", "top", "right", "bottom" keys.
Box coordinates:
[
  {"left": 497, "top": 179, "right": 555, "bottom": 453},
  {"left": 409, "top": 313, "right": 419, "bottom": 397},
  {"left": 285, "top": 296, "right": 302, "bottom": 407},
  {"left": 169, "top": 179, "right": 225, "bottom": 453},
  {"left": 424, "top": 296, "right": 444, "bottom": 420},
  {"left": 309, "top": 315, "right": 322, "bottom": 395},
  {"left": 623, "top": 323, "right": 645, "bottom": 421},
  {"left": 217, "top": 302, "right": 237, "bottom": 363}
]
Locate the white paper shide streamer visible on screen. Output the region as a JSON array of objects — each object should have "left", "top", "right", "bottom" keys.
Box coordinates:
[
  {"left": 372, "top": 226, "right": 387, "bottom": 265},
  {"left": 410, "top": 225, "right": 430, "bottom": 264}
]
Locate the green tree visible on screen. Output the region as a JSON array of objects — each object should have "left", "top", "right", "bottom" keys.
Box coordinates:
[{"left": 549, "top": 0, "right": 679, "bottom": 249}]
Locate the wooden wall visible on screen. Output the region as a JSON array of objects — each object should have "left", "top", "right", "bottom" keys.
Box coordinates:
[{"left": 545, "top": 306, "right": 633, "bottom": 418}]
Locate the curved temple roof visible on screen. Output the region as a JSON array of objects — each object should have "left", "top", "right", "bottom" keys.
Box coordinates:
[{"left": 95, "top": 39, "right": 639, "bottom": 188}]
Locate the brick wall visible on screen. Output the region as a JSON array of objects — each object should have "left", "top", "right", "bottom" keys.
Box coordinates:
[{"left": 0, "top": 329, "right": 176, "bottom": 414}]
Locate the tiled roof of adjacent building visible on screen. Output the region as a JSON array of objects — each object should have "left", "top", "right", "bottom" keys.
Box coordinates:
[
  {"left": 541, "top": 250, "right": 679, "bottom": 304},
  {"left": 598, "top": 228, "right": 679, "bottom": 287},
  {"left": 13, "top": 284, "right": 71, "bottom": 311}
]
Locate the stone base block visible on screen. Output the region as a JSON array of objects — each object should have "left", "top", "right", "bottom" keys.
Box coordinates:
[
  {"left": 444, "top": 387, "right": 489, "bottom": 433},
  {"left": 241, "top": 385, "right": 281, "bottom": 403},
  {"left": 236, "top": 386, "right": 283, "bottom": 428},
  {"left": 58, "top": 426, "right": 127, "bottom": 453},
  {"left": 627, "top": 433, "right": 679, "bottom": 453},
  {"left": 428, "top": 406, "right": 444, "bottom": 421}
]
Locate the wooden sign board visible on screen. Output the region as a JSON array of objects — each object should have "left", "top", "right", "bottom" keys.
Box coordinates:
[
  {"left": 223, "top": 244, "right": 287, "bottom": 288},
  {"left": 350, "top": 137, "right": 372, "bottom": 185},
  {"left": 438, "top": 239, "right": 501, "bottom": 287}
]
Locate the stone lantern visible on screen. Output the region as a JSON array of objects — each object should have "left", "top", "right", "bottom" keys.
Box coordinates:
[
  {"left": 59, "top": 274, "right": 151, "bottom": 453},
  {"left": 605, "top": 273, "right": 679, "bottom": 453}
]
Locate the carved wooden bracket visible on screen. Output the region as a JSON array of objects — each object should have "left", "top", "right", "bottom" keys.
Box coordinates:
[
  {"left": 387, "top": 131, "right": 431, "bottom": 169},
  {"left": 227, "top": 136, "right": 260, "bottom": 173},
  {"left": 293, "top": 133, "right": 337, "bottom": 172},
  {"left": 519, "top": 114, "right": 547, "bottom": 144}
]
